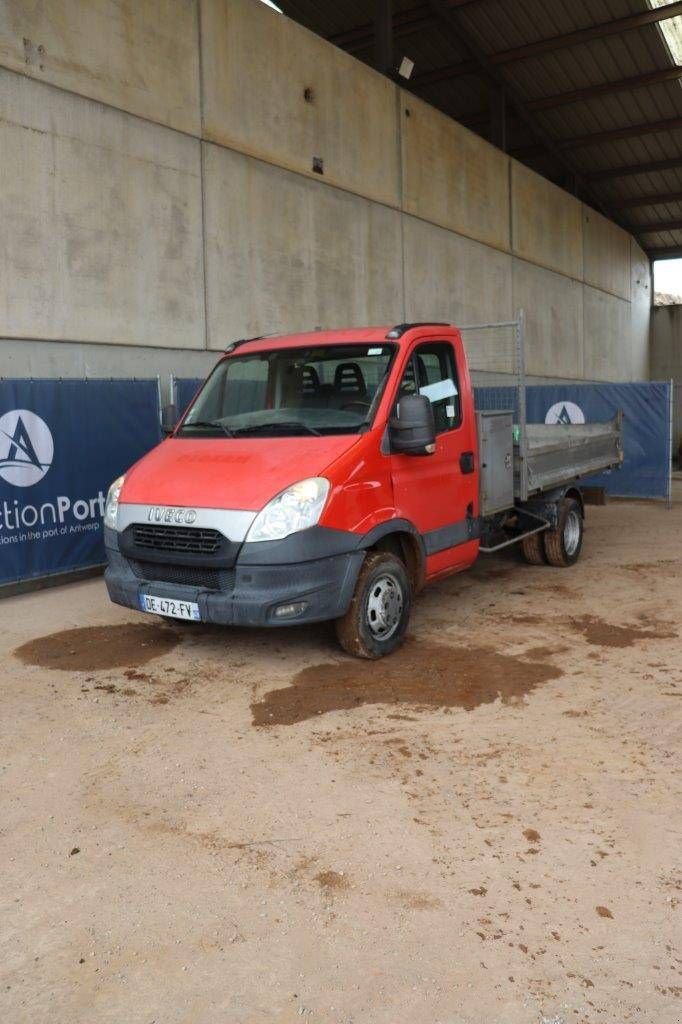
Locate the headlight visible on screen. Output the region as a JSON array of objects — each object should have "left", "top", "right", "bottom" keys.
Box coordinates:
[
  {"left": 246, "top": 477, "right": 330, "bottom": 543},
  {"left": 104, "top": 475, "right": 125, "bottom": 530}
]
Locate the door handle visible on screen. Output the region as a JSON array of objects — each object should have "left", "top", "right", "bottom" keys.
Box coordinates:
[{"left": 460, "top": 451, "right": 475, "bottom": 474}]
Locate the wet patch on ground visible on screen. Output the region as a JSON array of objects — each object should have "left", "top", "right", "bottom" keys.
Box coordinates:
[
  {"left": 314, "top": 870, "right": 349, "bottom": 893},
  {"left": 392, "top": 889, "right": 443, "bottom": 910},
  {"left": 251, "top": 640, "right": 563, "bottom": 727},
  {"left": 570, "top": 615, "right": 676, "bottom": 649},
  {"left": 13, "top": 623, "right": 180, "bottom": 672},
  {"left": 525, "top": 644, "right": 570, "bottom": 660}
]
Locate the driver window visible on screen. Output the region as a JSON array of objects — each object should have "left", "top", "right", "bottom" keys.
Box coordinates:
[{"left": 398, "top": 343, "right": 461, "bottom": 432}]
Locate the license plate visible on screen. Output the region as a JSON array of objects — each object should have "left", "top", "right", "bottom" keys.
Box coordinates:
[{"left": 139, "top": 594, "right": 201, "bottom": 621}]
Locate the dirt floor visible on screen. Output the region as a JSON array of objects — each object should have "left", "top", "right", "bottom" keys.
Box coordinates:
[{"left": 1, "top": 486, "right": 681, "bottom": 1024}]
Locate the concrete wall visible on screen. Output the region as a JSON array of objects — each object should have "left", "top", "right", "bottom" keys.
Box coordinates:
[
  {"left": 651, "top": 305, "right": 682, "bottom": 452},
  {"left": 0, "top": 69, "right": 204, "bottom": 348},
  {"left": 0, "top": 0, "right": 651, "bottom": 386},
  {"left": 201, "top": 0, "right": 400, "bottom": 208},
  {"left": 0, "top": 0, "right": 201, "bottom": 134},
  {"left": 402, "top": 94, "right": 509, "bottom": 252},
  {"left": 651, "top": 305, "right": 682, "bottom": 382},
  {"left": 203, "top": 145, "right": 403, "bottom": 345},
  {"left": 630, "top": 241, "right": 652, "bottom": 380},
  {"left": 511, "top": 162, "right": 582, "bottom": 281}
]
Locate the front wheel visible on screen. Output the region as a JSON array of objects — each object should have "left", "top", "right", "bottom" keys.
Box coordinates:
[
  {"left": 543, "top": 498, "right": 583, "bottom": 567},
  {"left": 335, "top": 551, "right": 412, "bottom": 659}
]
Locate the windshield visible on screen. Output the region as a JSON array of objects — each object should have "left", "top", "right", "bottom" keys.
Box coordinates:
[{"left": 179, "top": 343, "right": 396, "bottom": 437}]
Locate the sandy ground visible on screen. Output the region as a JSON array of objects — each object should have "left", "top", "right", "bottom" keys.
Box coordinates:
[{"left": 1, "top": 487, "right": 681, "bottom": 1024}]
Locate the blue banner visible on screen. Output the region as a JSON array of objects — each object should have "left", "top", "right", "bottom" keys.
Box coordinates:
[
  {"left": 174, "top": 377, "right": 204, "bottom": 418},
  {"left": 174, "top": 376, "right": 267, "bottom": 419},
  {"left": 476, "top": 382, "right": 671, "bottom": 500},
  {"left": 0, "top": 379, "right": 161, "bottom": 585}
]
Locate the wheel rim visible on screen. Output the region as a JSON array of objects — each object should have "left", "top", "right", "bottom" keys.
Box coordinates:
[
  {"left": 366, "top": 573, "right": 404, "bottom": 640},
  {"left": 563, "top": 509, "right": 581, "bottom": 556}
]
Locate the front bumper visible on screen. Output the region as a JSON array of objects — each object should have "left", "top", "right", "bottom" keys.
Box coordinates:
[{"left": 104, "top": 526, "right": 364, "bottom": 627}]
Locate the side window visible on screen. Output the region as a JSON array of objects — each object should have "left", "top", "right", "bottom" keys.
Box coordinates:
[{"left": 397, "top": 343, "right": 461, "bottom": 432}]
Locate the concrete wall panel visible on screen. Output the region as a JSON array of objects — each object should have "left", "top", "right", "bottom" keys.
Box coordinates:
[
  {"left": 402, "top": 217, "right": 512, "bottom": 343},
  {"left": 201, "top": 0, "right": 400, "bottom": 208},
  {"left": 651, "top": 306, "right": 682, "bottom": 452},
  {"left": 0, "top": 71, "right": 204, "bottom": 348},
  {"left": 0, "top": 339, "right": 217, "bottom": 404},
  {"left": 401, "top": 94, "right": 510, "bottom": 252},
  {"left": 511, "top": 161, "right": 582, "bottom": 280},
  {"left": 583, "top": 286, "right": 630, "bottom": 381},
  {"left": 0, "top": 0, "right": 200, "bottom": 135},
  {"left": 651, "top": 305, "right": 682, "bottom": 380},
  {"left": 630, "top": 240, "right": 651, "bottom": 380},
  {"left": 583, "top": 206, "right": 631, "bottom": 301},
  {"left": 512, "top": 260, "right": 583, "bottom": 379},
  {"left": 203, "top": 145, "right": 403, "bottom": 346}
]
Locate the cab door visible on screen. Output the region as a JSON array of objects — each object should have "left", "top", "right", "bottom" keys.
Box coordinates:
[{"left": 390, "top": 337, "right": 479, "bottom": 576}]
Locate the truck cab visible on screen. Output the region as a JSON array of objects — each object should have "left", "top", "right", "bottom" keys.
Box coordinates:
[{"left": 103, "top": 323, "right": 621, "bottom": 657}]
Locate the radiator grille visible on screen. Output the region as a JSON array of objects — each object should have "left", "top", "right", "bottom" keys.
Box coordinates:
[
  {"left": 131, "top": 560, "right": 235, "bottom": 592},
  {"left": 131, "top": 523, "right": 221, "bottom": 555}
]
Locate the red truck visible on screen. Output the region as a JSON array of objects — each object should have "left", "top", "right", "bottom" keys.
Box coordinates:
[{"left": 104, "top": 324, "right": 622, "bottom": 658}]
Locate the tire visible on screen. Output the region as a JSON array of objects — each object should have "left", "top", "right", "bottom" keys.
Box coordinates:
[
  {"left": 521, "top": 531, "right": 546, "bottom": 565},
  {"left": 543, "top": 498, "right": 583, "bottom": 567},
  {"left": 335, "top": 551, "right": 412, "bottom": 659}
]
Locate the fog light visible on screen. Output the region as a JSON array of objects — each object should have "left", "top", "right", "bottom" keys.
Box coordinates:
[{"left": 274, "top": 602, "right": 307, "bottom": 619}]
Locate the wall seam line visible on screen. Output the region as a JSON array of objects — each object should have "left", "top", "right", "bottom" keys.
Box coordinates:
[
  {"left": 196, "top": 0, "right": 210, "bottom": 353},
  {"left": 397, "top": 88, "right": 406, "bottom": 323}
]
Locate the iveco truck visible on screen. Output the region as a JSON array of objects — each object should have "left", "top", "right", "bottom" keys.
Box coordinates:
[{"left": 103, "top": 324, "right": 622, "bottom": 658}]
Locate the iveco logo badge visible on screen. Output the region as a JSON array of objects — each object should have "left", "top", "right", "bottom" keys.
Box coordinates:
[{"left": 148, "top": 506, "right": 198, "bottom": 525}]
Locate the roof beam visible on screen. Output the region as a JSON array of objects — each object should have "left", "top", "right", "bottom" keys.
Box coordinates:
[
  {"left": 585, "top": 155, "right": 682, "bottom": 182},
  {"left": 374, "top": 0, "right": 394, "bottom": 75},
  {"left": 491, "top": 1, "right": 682, "bottom": 64},
  {"left": 411, "top": 1, "right": 682, "bottom": 85},
  {"left": 558, "top": 116, "right": 682, "bottom": 149},
  {"left": 526, "top": 67, "right": 682, "bottom": 112},
  {"left": 609, "top": 190, "right": 682, "bottom": 211},
  {"left": 647, "top": 247, "right": 682, "bottom": 260},
  {"left": 412, "top": 59, "right": 478, "bottom": 86},
  {"left": 422, "top": 0, "right": 608, "bottom": 208},
  {"left": 329, "top": 5, "right": 428, "bottom": 49},
  {"left": 636, "top": 218, "right": 682, "bottom": 234},
  {"left": 435, "top": 65, "right": 682, "bottom": 130},
  {"left": 328, "top": 0, "right": 476, "bottom": 53}
]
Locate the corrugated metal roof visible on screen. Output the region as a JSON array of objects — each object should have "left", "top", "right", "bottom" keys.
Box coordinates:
[{"left": 278, "top": 0, "right": 682, "bottom": 259}]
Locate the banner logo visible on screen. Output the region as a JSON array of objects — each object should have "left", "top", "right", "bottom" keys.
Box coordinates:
[
  {"left": 545, "top": 401, "right": 585, "bottom": 426},
  {"left": 0, "top": 409, "right": 54, "bottom": 487}
]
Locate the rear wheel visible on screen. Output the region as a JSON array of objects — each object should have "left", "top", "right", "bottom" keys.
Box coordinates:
[
  {"left": 543, "top": 498, "right": 583, "bottom": 567},
  {"left": 335, "top": 551, "right": 412, "bottom": 659},
  {"left": 520, "top": 531, "right": 546, "bottom": 565}
]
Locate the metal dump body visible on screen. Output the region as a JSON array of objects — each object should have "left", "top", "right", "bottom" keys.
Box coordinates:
[
  {"left": 519, "top": 414, "right": 624, "bottom": 497},
  {"left": 462, "top": 313, "right": 624, "bottom": 510},
  {"left": 477, "top": 409, "right": 623, "bottom": 515}
]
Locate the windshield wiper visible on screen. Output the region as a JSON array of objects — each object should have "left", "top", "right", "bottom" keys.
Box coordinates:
[
  {"left": 180, "top": 420, "right": 236, "bottom": 437},
  {"left": 232, "top": 421, "right": 321, "bottom": 437}
]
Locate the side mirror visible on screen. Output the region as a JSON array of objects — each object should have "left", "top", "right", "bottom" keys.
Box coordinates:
[
  {"left": 389, "top": 394, "right": 436, "bottom": 456},
  {"left": 161, "top": 403, "right": 178, "bottom": 435}
]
